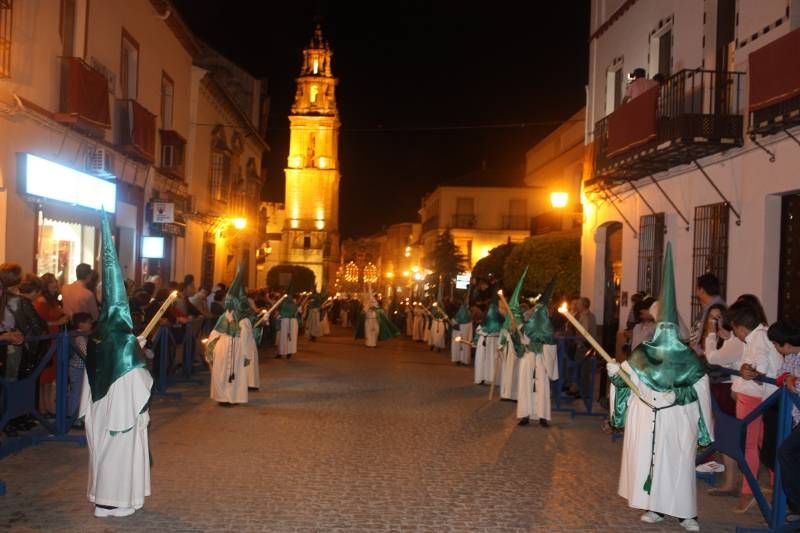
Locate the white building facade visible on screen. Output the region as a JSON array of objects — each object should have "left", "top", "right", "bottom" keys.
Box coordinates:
[{"left": 582, "top": 0, "right": 800, "bottom": 348}]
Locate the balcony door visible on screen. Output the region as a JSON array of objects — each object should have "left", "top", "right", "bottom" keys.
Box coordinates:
[
  {"left": 120, "top": 31, "right": 139, "bottom": 100},
  {"left": 61, "top": 0, "right": 88, "bottom": 58},
  {"left": 602, "top": 222, "right": 623, "bottom": 355}
]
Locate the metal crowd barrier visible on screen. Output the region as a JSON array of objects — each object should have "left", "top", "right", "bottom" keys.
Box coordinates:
[
  {"left": 150, "top": 317, "right": 209, "bottom": 398},
  {"left": 552, "top": 336, "right": 606, "bottom": 419},
  {"left": 0, "top": 331, "right": 88, "bottom": 494}
]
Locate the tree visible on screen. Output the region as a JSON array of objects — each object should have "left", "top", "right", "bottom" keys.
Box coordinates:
[
  {"left": 426, "top": 229, "right": 467, "bottom": 289},
  {"left": 266, "top": 264, "right": 316, "bottom": 292},
  {"left": 503, "top": 229, "right": 581, "bottom": 302},
  {"left": 472, "top": 242, "right": 517, "bottom": 282}
]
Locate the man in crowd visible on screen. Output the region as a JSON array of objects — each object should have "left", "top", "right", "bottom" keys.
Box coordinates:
[
  {"left": 623, "top": 67, "right": 658, "bottom": 103},
  {"left": 61, "top": 263, "right": 99, "bottom": 320}
]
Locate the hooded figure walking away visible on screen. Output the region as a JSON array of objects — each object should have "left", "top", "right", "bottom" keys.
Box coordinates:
[
  {"left": 412, "top": 302, "right": 426, "bottom": 342},
  {"left": 277, "top": 292, "right": 300, "bottom": 358},
  {"left": 499, "top": 268, "right": 527, "bottom": 400},
  {"left": 517, "top": 277, "right": 559, "bottom": 427},
  {"left": 607, "top": 243, "right": 713, "bottom": 532},
  {"left": 80, "top": 211, "right": 152, "bottom": 518},
  {"left": 357, "top": 286, "right": 400, "bottom": 347},
  {"left": 451, "top": 292, "right": 473, "bottom": 365},
  {"left": 306, "top": 292, "right": 323, "bottom": 340},
  {"left": 474, "top": 295, "right": 503, "bottom": 385},
  {"left": 205, "top": 264, "right": 252, "bottom": 405}
]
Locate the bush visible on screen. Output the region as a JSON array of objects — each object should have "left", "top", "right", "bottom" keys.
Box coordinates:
[
  {"left": 472, "top": 242, "right": 517, "bottom": 282},
  {"left": 266, "top": 265, "right": 316, "bottom": 292},
  {"left": 503, "top": 229, "right": 581, "bottom": 301}
]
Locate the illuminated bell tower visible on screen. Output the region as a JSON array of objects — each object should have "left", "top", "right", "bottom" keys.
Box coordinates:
[{"left": 283, "top": 24, "right": 341, "bottom": 287}]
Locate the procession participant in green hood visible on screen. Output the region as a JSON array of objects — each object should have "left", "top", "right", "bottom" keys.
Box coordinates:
[
  {"left": 412, "top": 301, "right": 426, "bottom": 342},
  {"left": 306, "top": 291, "right": 323, "bottom": 341},
  {"left": 517, "top": 277, "right": 558, "bottom": 427},
  {"left": 205, "top": 263, "right": 252, "bottom": 404},
  {"left": 451, "top": 290, "right": 473, "bottom": 366},
  {"left": 474, "top": 294, "right": 503, "bottom": 385},
  {"left": 607, "top": 243, "right": 712, "bottom": 532},
  {"left": 277, "top": 287, "right": 300, "bottom": 359},
  {"left": 427, "top": 282, "right": 447, "bottom": 353},
  {"left": 499, "top": 268, "right": 527, "bottom": 400},
  {"left": 80, "top": 210, "right": 152, "bottom": 518}
]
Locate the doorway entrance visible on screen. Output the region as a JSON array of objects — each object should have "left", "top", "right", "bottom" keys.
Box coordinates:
[
  {"left": 602, "top": 222, "right": 623, "bottom": 354},
  {"left": 779, "top": 193, "right": 800, "bottom": 323}
]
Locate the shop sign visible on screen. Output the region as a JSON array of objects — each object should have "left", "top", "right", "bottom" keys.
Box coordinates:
[
  {"left": 20, "top": 153, "right": 116, "bottom": 213},
  {"left": 152, "top": 202, "right": 175, "bottom": 223}
]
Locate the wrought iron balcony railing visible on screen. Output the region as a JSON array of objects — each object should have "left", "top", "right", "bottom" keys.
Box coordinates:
[
  {"left": 451, "top": 214, "right": 476, "bottom": 228},
  {"left": 117, "top": 99, "right": 157, "bottom": 163},
  {"left": 501, "top": 215, "right": 529, "bottom": 230},
  {"left": 589, "top": 68, "right": 744, "bottom": 189}
]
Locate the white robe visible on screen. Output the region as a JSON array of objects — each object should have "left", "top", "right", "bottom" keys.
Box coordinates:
[
  {"left": 451, "top": 322, "right": 473, "bottom": 364},
  {"left": 430, "top": 318, "right": 447, "bottom": 350},
  {"left": 241, "top": 319, "right": 260, "bottom": 390},
  {"left": 412, "top": 310, "right": 425, "bottom": 341},
  {"left": 278, "top": 317, "right": 298, "bottom": 356},
  {"left": 516, "top": 344, "right": 558, "bottom": 421},
  {"left": 207, "top": 325, "right": 249, "bottom": 404},
  {"left": 611, "top": 362, "right": 714, "bottom": 519},
  {"left": 321, "top": 312, "right": 331, "bottom": 335},
  {"left": 307, "top": 308, "right": 323, "bottom": 338},
  {"left": 499, "top": 330, "right": 519, "bottom": 400},
  {"left": 80, "top": 368, "right": 152, "bottom": 510},
  {"left": 474, "top": 329, "right": 500, "bottom": 384},
  {"left": 339, "top": 308, "right": 349, "bottom": 328},
  {"left": 365, "top": 308, "right": 379, "bottom": 347}
]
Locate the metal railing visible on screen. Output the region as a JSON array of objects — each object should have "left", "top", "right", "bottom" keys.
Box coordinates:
[
  {"left": 501, "top": 215, "right": 529, "bottom": 230},
  {"left": 451, "top": 214, "right": 476, "bottom": 228}
]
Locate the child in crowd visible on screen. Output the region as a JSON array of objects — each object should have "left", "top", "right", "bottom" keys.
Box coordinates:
[
  {"left": 768, "top": 320, "right": 800, "bottom": 522},
  {"left": 726, "top": 300, "right": 784, "bottom": 512},
  {"left": 69, "top": 312, "right": 93, "bottom": 425}
]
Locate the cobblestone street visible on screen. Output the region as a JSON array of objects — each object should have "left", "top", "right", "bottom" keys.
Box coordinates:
[{"left": 1, "top": 329, "right": 763, "bottom": 532}]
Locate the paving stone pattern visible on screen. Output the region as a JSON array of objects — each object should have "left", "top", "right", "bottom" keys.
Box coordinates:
[{"left": 0, "top": 328, "right": 765, "bottom": 531}]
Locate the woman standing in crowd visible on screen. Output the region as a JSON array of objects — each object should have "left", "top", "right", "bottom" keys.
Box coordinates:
[{"left": 33, "top": 273, "right": 70, "bottom": 414}]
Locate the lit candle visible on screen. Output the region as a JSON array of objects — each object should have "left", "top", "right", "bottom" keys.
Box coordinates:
[
  {"left": 557, "top": 302, "right": 641, "bottom": 397},
  {"left": 497, "top": 289, "right": 517, "bottom": 329},
  {"left": 141, "top": 290, "right": 179, "bottom": 340}
]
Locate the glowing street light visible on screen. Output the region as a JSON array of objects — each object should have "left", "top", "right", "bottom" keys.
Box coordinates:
[
  {"left": 550, "top": 192, "right": 569, "bottom": 209},
  {"left": 231, "top": 217, "right": 247, "bottom": 230}
]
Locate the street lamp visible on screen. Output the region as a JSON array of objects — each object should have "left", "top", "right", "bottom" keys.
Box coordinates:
[
  {"left": 231, "top": 217, "right": 247, "bottom": 230},
  {"left": 550, "top": 192, "right": 569, "bottom": 209}
]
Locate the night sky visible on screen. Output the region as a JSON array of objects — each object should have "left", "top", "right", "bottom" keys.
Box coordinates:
[{"left": 172, "top": 1, "right": 590, "bottom": 238}]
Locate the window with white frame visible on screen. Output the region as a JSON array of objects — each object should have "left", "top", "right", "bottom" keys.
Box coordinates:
[
  {"left": 605, "top": 60, "right": 624, "bottom": 115},
  {"left": 648, "top": 18, "right": 673, "bottom": 79}
]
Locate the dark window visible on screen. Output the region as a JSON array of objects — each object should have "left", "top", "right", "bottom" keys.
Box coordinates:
[
  {"left": 779, "top": 194, "right": 800, "bottom": 323},
  {"left": 0, "top": 0, "right": 11, "bottom": 78},
  {"left": 691, "top": 203, "right": 730, "bottom": 323},
  {"left": 658, "top": 29, "right": 672, "bottom": 77},
  {"left": 637, "top": 213, "right": 665, "bottom": 297},
  {"left": 201, "top": 241, "right": 215, "bottom": 290},
  {"left": 210, "top": 150, "right": 230, "bottom": 202},
  {"left": 303, "top": 235, "right": 311, "bottom": 249}
]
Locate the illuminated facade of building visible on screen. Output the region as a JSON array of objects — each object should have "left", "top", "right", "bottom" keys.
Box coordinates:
[{"left": 274, "top": 25, "right": 341, "bottom": 288}]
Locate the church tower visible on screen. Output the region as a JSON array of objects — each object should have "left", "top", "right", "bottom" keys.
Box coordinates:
[{"left": 282, "top": 25, "right": 341, "bottom": 287}]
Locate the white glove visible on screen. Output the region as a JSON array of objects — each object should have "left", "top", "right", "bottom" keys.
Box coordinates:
[
  {"left": 606, "top": 362, "right": 620, "bottom": 376},
  {"left": 137, "top": 336, "right": 147, "bottom": 349}
]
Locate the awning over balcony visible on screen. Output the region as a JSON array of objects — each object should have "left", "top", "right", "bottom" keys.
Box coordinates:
[
  {"left": 749, "top": 28, "right": 800, "bottom": 112},
  {"left": 606, "top": 86, "right": 658, "bottom": 158}
]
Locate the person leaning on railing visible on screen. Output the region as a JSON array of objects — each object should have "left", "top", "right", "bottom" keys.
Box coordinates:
[
  {"left": 727, "top": 300, "right": 783, "bottom": 513},
  {"left": 767, "top": 320, "right": 800, "bottom": 524}
]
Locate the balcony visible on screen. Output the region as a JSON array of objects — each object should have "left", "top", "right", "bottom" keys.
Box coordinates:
[
  {"left": 421, "top": 216, "right": 439, "bottom": 234},
  {"left": 749, "top": 27, "right": 800, "bottom": 135},
  {"left": 588, "top": 69, "right": 744, "bottom": 189},
  {"left": 158, "top": 129, "right": 186, "bottom": 180},
  {"left": 451, "top": 214, "right": 476, "bottom": 228},
  {"left": 117, "top": 99, "right": 157, "bottom": 163},
  {"left": 501, "top": 215, "right": 529, "bottom": 230},
  {"left": 54, "top": 57, "right": 111, "bottom": 134}
]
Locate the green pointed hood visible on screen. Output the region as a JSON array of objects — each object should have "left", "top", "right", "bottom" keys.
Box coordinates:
[
  {"left": 86, "top": 210, "right": 147, "bottom": 402},
  {"left": 213, "top": 263, "right": 246, "bottom": 336},
  {"left": 481, "top": 293, "right": 503, "bottom": 333},
  {"left": 628, "top": 242, "right": 704, "bottom": 392},
  {"left": 503, "top": 266, "right": 527, "bottom": 328},
  {"left": 280, "top": 290, "right": 298, "bottom": 316},
  {"left": 523, "top": 276, "right": 556, "bottom": 353}
]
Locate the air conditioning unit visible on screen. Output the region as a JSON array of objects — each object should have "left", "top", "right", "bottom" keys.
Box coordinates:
[{"left": 86, "top": 148, "right": 114, "bottom": 177}]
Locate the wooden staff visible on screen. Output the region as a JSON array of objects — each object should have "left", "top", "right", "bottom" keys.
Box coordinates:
[
  {"left": 453, "top": 336, "right": 475, "bottom": 348},
  {"left": 497, "top": 290, "right": 517, "bottom": 329},
  {"left": 557, "top": 302, "right": 642, "bottom": 398},
  {"left": 141, "top": 290, "right": 178, "bottom": 340},
  {"left": 431, "top": 302, "right": 450, "bottom": 322}
]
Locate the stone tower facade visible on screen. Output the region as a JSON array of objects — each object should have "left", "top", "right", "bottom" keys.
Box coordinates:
[{"left": 281, "top": 25, "right": 341, "bottom": 288}]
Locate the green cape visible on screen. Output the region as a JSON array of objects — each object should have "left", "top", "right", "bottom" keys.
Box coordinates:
[
  {"left": 480, "top": 295, "right": 504, "bottom": 334},
  {"left": 86, "top": 210, "right": 147, "bottom": 402},
  {"left": 522, "top": 276, "right": 556, "bottom": 353}
]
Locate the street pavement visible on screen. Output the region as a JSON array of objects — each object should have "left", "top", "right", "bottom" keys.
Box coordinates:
[{"left": 0, "top": 328, "right": 765, "bottom": 531}]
